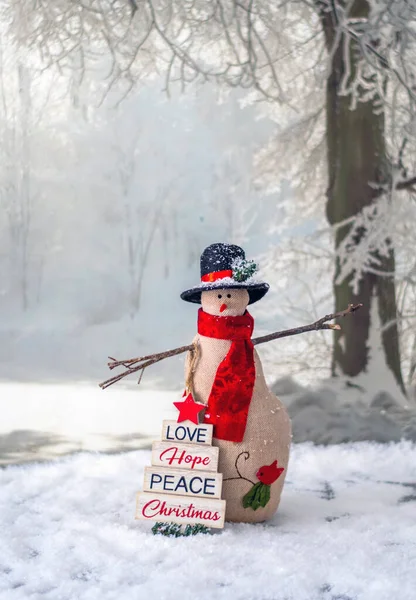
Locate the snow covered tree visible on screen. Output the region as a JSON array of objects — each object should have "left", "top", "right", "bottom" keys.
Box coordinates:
[
  {"left": 319, "top": 1, "right": 406, "bottom": 393},
  {"left": 6, "top": 0, "right": 416, "bottom": 395}
]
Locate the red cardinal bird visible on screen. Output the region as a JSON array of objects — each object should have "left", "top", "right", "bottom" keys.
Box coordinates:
[{"left": 256, "top": 460, "right": 284, "bottom": 485}]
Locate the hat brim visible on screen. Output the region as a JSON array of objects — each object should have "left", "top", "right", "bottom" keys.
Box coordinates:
[{"left": 180, "top": 280, "right": 269, "bottom": 305}]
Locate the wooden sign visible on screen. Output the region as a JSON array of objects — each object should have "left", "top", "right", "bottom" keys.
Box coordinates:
[
  {"left": 161, "top": 420, "right": 213, "bottom": 445},
  {"left": 136, "top": 492, "right": 226, "bottom": 529},
  {"left": 144, "top": 466, "right": 222, "bottom": 498},
  {"left": 136, "top": 393, "right": 226, "bottom": 531},
  {"left": 151, "top": 441, "right": 219, "bottom": 472}
]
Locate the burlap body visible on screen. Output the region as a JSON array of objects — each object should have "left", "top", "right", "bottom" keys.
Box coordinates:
[{"left": 187, "top": 334, "right": 292, "bottom": 523}]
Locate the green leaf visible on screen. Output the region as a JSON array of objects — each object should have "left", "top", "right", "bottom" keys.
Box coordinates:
[
  {"left": 259, "top": 484, "right": 271, "bottom": 508},
  {"left": 251, "top": 483, "right": 266, "bottom": 510},
  {"left": 242, "top": 482, "right": 262, "bottom": 509}
]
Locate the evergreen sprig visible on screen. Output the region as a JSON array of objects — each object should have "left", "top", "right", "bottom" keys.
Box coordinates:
[
  {"left": 151, "top": 522, "right": 210, "bottom": 537},
  {"left": 232, "top": 259, "right": 257, "bottom": 282}
]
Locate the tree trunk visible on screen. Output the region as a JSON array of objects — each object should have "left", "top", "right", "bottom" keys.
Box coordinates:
[{"left": 319, "top": 1, "right": 405, "bottom": 394}]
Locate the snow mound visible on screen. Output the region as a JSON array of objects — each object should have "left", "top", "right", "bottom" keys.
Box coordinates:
[
  {"left": 271, "top": 377, "right": 416, "bottom": 444},
  {"left": 1, "top": 443, "right": 416, "bottom": 600}
]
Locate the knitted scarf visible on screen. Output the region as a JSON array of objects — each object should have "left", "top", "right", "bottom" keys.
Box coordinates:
[{"left": 197, "top": 308, "right": 255, "bottom": 443}]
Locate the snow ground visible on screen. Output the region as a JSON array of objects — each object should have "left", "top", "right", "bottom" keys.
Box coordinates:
[{"left": 0, "top": 442, "right": 415, "bottom": 600}]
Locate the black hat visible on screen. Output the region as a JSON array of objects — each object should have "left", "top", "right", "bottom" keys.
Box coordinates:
[{"left": 180, "top": 243, "right": 269, "bottom": 305}]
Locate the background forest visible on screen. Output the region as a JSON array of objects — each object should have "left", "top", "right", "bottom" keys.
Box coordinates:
[{"left": 1, "top": 1, "right": 416, "bottom": 445}]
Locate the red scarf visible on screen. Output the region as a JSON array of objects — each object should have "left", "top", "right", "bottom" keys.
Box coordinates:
[{"left": 197, "top": 308, "right": 255, "bottom": 443}]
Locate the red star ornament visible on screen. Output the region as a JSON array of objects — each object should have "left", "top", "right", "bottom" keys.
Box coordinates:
[{"left": 173, "top": 392, "right": 205, "bottom": 424}]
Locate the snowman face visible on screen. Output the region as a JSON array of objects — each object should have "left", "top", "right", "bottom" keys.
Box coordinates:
[{"left": 201, "top": 288, "right": 249, "bottom": 317}]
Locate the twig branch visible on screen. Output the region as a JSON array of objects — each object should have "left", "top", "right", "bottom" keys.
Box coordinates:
[
  {"left": 98, "top": 303, "right": 363, "bottom": 389},
  {"left": 128, "top": 0, "right": 138, "bottom": 15},
  {"left": 107, "top": 344, "right": 194, "bottom": 370},
  {"left": 252, "top": 303, "right": 362, "bottom": 345},
  {"left": 396, "top": 175, "right": 416, "bottom": 191},
  {"left": 100, "top": 344, "right": 193, "bottom": 389},
  {"left": 372, "top": 171, "right": 416, "bottom": 200}
]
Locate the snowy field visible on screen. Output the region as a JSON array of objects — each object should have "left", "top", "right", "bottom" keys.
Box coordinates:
[
  {"left": 2, "top": 381, "right": 416, "bottom": 467},
  {"left": 0, "top": 383, "right": 180, "bottom": 465},
  {"left": 1, "top": 442, "right": 415, "bottom": 600}
]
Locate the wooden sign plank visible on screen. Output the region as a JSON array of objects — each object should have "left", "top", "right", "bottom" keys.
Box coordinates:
[
  {"left": 144, "top": 466, "right": 222, "bottom": 499},
  {"left": 152, "top": 441, "right": 219, "bottom": 472},
  {"left": 161, "top": 421, "right": 213, "bottom": 445},
  {"left": 136, "top": 492, "right": 226, "bottom": 529}
]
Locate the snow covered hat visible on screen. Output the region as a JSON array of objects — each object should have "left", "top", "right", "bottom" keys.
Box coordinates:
[{"left": 180, "top": 243, "right": 269, "bottom": 305}]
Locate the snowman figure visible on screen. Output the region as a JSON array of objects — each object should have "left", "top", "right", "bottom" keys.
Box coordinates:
[{"left": 181, "top": 243, "right": 292, "bottom": 523}]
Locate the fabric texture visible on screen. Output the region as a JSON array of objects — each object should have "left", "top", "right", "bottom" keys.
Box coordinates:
[
  {"left": 186, "top": 333, "right": 292, "bottom": 524},
  {"left": 197, "top": 308, "right": 255, "bottom": 443}
]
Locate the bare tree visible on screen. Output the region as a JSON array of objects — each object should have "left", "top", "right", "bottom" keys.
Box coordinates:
[
  {"left": 117, "top": 143, "right": 173, "bottom": 318},
  {"left": 0, "top": 62, "right": 34, "bottom": 311}
]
